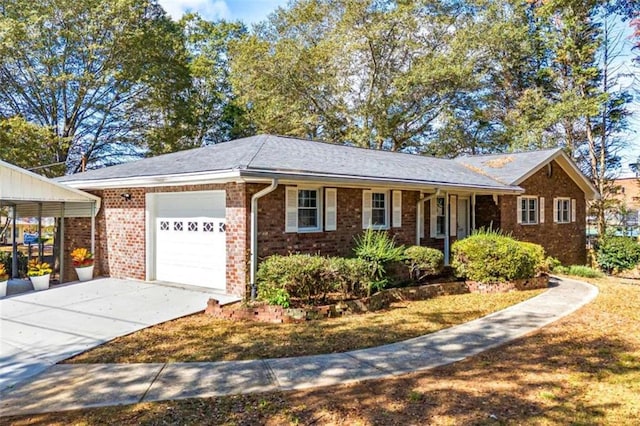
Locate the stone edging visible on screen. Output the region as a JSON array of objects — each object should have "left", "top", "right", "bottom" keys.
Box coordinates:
[{"left": 205, "top": 275, "right": 549, "bottom": 323}]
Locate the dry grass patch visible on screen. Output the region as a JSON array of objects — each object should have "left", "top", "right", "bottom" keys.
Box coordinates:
[
  {"left": 66, "top": 290, "right": 542, "bottom": 364},
  {"left": 6, "top": 277, "right": 640, "bottom": 425}
]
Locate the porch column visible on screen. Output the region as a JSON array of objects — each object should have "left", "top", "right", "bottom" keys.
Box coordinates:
[
  {"left": 444, "top": 191, "right": 450, "bottom": 265},
  {"left": 471, "top": 193, "right": 476, "bottom": 231}
]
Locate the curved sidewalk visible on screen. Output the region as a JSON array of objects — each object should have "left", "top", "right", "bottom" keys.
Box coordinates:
[{"left": 0, "top": 276, "right": 598, "bottom": 417}]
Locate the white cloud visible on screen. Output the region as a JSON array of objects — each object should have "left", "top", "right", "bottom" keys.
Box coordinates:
[{"left": 158, "top": 0, "right": 231, "bottom": 21}]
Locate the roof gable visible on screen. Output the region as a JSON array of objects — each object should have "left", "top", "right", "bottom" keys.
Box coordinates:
[{"left": 454, "top": 148, "right": 599, "bottom": 199}]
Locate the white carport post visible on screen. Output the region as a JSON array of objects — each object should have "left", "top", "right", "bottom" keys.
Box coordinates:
[
  {"left": 11, "top": 205, "right": 18, "bottom": 279},
  {"left": 90, "top": 201, "right": 96, "bottom": 257}
]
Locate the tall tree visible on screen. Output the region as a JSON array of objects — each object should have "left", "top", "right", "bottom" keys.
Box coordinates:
[
  {"left": 230, "top": 0, "right": 479, "bottom": 151},
  {"left": 181, "top": 14, "right": 252, "bottom": 145},
  {"left": 0, "top": 0, "right": 192, "bottom": 173}
]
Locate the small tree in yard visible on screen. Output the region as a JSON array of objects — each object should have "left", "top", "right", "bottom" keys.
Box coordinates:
[{"left": 353, "top": 229, "right": 404, "bottom": 295}]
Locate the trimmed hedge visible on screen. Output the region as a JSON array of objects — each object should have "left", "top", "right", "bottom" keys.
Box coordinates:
[
  {"left": 256, "top": 254, "right": 372, "bottom": 306},
  {"left": 404, "top": 246, "right": 444, "bottom": 281},
  {"left": 596, "top": 236, "right": 640, "bottom": 274},
  {"left": 451, "top": 230, "right": 545, "bottom": 283}
]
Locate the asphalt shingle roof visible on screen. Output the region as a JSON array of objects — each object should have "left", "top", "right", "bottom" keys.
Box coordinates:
[
  {"left": 453, "top": 148, "right": 563, "bottom": 185},
  {"left": 57, "top": 134, "right": 520, "bottom": 191}
]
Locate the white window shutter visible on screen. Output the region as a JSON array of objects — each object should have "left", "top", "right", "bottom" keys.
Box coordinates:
[
  {"left": 553, "top": 198, "right": 558, "bottom": 223},
  {"left": 392, "top": 190, "right": 402, "bottom": 228},
  {"left": 571, "top": 199, "right": 577, "bottom": 222},
  {"left": 362, "top": 190, "right": 372, "bottom": 229},
  {"left": 449, "top": 195, "right": 457, "bottom": 236},
  {"left": 430, "top": 197, "right": 437, "bottom": 237},
  {"left": 539, "top": 197, "right": 545, "bottom": 224},
  {"left": 418, "top": 198, "right": 425, "bottom": 239},
  {"left": 325, "top": 188, "right": 337, "bottom": 231},
  {"left": 285, "top": 187, "right": 298, "bottom": 233},
  {"left": 516, "top": 196, "right": 523, "bottom": 224}
]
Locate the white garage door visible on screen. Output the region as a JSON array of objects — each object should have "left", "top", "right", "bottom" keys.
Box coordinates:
[{"left": 153, "top": 191, "right": 226, "bottom": 290}]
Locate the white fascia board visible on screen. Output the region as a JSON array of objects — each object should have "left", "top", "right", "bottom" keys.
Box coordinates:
[
  {"left": 62, "top": 170, "right": 243, "bottom": 189},
  {"left": 240, "top": 170, "right": 524, "bottom": 195}
]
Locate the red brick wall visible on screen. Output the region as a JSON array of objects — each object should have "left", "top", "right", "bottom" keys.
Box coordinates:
[
  {"left": 499, "top": 160, "right": 587, "bottom": 265},
  {"left": 251, "top": 185, "right": 419, "bottom": 260},
  {"left": 475, "top": 195, "right": 501, "bottom": 230},
  {"left": 65, "top": 183, "right": 250, "bottom": 298}
]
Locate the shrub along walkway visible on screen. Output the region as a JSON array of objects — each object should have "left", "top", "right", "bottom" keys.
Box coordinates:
[{"left": 0, "top": 276, "right": 598, "bottom": 418}]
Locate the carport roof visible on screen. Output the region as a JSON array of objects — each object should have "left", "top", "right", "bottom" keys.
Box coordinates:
[
  {"left": 0, "top": 160, "right": 100, "bottom": 217},
  {"left": 56, "top": 134, "right": 521, "bottom": 193}
]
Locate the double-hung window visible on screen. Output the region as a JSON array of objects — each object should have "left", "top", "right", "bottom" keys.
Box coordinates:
[
  {"left": 371, "top": 192, "right": 387, "bottom": 227},
  {"left": 286, "top": 187, "right": 323, "bottom": 232},
  {"left": 363, "top": 190, "right": 402, "bottom": 230},
  {"left": 520, "top": 196, "right": 538, "bottom": 225},
  {"left": 554, "top": 197, "right": 575, "bottom": 224},
  {"left": 297, "top": 189, "right": 320, "bottom": 230},
  {"left": 555, "top": 198, "right": 570, "bottom": 223}
]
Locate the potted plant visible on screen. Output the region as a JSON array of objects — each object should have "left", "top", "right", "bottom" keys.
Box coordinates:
[
  {"left": 28, "top": 260, "right": 53, "bottom": 291},
  {"left": 71, "top": 247, "right": 94, "bottom": 282},
  {"left": 0, "top": 264, "right": 8, "bottom": 297}
]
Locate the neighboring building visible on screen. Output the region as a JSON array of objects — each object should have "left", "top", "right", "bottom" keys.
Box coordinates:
[
  {"left": 604, "top": 177, "right": 640, "bottom": 237},
  {"left": 57, "top": 135, "right": 598, "bottom": 298}
]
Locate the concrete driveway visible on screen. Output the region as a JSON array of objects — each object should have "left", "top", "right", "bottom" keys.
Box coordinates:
[{"left": 0, "top": 278, "right": 238, "bottom": 391}]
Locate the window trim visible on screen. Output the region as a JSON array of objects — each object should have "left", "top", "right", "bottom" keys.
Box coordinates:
[
  {"left": 363, "top": 189, "right": 390, "bottom": 230},
  {"left": 296, "top": 187, "right": 323, "bottom": 232},
  {"left": 520, "top": 196, "right": 539, "bottom": 225},
  {"left": 555, "top": 197, "right": 571, "bottom": 224}
]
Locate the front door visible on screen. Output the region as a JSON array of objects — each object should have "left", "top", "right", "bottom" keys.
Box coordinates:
[{"left": 457, "top": 198, "right": 470, "bottom": 239}]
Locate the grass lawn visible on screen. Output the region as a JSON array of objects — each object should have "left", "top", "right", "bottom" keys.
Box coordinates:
[
  {"left": 66, "top": 289, "right": 542, "bottom": 363},
  {"left": 5, "top": 276, "right": 639, "bottom": 425}
]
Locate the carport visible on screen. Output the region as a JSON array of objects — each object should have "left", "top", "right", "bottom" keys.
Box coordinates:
[{"left": 0, "top": 160, "right": 100, "bottom": 284}]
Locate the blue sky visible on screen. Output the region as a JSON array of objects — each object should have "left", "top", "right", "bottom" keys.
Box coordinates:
[{"left": 159, "top": 0, "right": 639, "bottom": 176}]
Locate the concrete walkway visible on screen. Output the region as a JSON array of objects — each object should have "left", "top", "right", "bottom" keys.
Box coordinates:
[
  {"left": 0, "top": 278, "right": 238, "bottom": 393},
  {"left": 0, "top": 276, "right": 598, "bottom": 417}
]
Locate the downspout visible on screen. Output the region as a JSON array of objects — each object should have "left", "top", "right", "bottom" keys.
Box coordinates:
[
  {"left": 415, "top": 189, "right": 441, "bottom": 246},
  {"left": 250, "top": 179, "right": 279, "bottom": 300}
]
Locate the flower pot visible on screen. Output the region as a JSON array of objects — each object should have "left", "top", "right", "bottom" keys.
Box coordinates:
[
  {"left": 75, "top": 265, "right": 95, "bottom": 282},
  {"left": 0, "top": 280, "right": 7, "bottom": 297},
  {"left": 30, "top": 274, "right": 50, "bottom": 291}
]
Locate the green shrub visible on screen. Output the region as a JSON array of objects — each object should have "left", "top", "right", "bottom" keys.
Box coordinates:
[
  {"left": 403, "top": 246, "right": 444, "bottom": 281},
  {"left": 451, "top": 229, "right": 540, "bottom": 283},
  {"left": 353, "top": 229, "right": 405, "bottom": 294},
  {"left": 543, "top": 256, "right": 562, "bottom": 273},
  {"left": 562, "top": 265, "right": 604, "bottom": 278},
  {"left": 519, "top": 242, "right": 546, "bottom": 273},
  {"left": 327, "top": 257, "right": 372, "bottom": 298},
  {"left": 596, "top": 236, "right": 640, "bottom": 274},
  {"left": 256, "top": 254, "right": 373, "bottom": 305}
]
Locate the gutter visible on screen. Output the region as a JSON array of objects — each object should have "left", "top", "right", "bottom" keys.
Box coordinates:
[
  {"left": 415, "top": 189, "right": 441, "bottom": 245},
  {"left": 250, "top": 179, "right": 279, "bottom": 300}
]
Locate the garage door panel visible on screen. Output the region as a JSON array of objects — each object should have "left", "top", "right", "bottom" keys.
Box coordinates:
[{"left": 153, "top": 192, "right": 226, "bottom": 290}]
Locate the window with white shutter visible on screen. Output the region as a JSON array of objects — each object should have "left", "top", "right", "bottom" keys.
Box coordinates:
[
  {"left": 519, "top": 196, "right": 538, "bottom": 225},
  {"left": 430, "top": 196, "right": 447, "bottom": 238},
  {"left": 363, "top": 190, "right": 390, "bottom": 229},
  {"left": 285, "top": 186, "right": 322, "bottom": 233}
]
